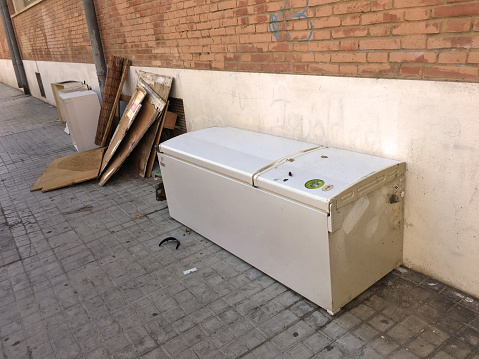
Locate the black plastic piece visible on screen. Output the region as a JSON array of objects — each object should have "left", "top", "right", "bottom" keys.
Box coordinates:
[{"left": 159, "top": 237, "right": 180, "bottom": 250}]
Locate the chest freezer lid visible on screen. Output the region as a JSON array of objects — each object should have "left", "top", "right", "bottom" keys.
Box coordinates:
[
  {"left": 254, "top": 147, "right": 406, "bottom": 213},
  {"left": 159, "top": 127, "right": 320, "bottom": 184}
]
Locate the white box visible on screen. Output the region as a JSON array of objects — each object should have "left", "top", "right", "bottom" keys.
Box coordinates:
[{"left": 59, "top": 90, "right": 100, "bottom": 152}]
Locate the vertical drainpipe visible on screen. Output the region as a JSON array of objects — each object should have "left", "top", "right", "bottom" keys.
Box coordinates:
[
  {"left": 82, "top": 0, "right": 106, "bottom": 99},
  {"left": 0, "top": 0, "right": 30, "bottom": 94}
]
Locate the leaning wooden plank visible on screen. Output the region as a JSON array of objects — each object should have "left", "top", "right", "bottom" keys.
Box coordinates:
[
  {"left": 131, "top": 101, "right": 169, "bottom": 178},
  {"left": 100, "top": 59, "right": 132, "bottom": 147},
  {"left": 138, "top": 71, "right": 173, "bottom": 101},
  {"left": 30, "top": 148, "right": 105, "bottom": 192},
  {"left": 95, "top": 56, "right": 124, "bottom": 145},
  {"left": 144, "top": 104, "right": 170, "bottom": 178},
  {"left": 99, "top": 86, "right": 147, "bottom": 176},
  {"left": 98, "top": 88, "right": 166, "bottom": 186}
]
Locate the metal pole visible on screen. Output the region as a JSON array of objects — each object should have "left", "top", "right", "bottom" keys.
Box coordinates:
[
  {"left": 0, "top": 0, "right": 30, "bottom": 94},
  {"left": 82, "top": 0, "right": 106, "bottom": 99}
]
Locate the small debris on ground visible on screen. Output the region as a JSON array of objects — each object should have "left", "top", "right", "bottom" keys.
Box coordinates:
[{"left": 183, "top": 268, "right": 197, "bottom": 275}]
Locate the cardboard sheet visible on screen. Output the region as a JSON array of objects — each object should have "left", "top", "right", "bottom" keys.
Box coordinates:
[
  {"left": 99, "top": 86, "right": 146, "bottom": 175},
  {"left": 131, "top": 102, "right": 169, "bottom": 178},
  {"left": 99, "top": 100, "right": 161, "bottom": 186},
  {"left": 31, "top": 147, "right": 105, "bottom": 192}
]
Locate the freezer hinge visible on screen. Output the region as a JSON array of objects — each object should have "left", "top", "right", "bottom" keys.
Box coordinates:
[{"left": 328, "top": 202, "right": 343, "bottom": 233}]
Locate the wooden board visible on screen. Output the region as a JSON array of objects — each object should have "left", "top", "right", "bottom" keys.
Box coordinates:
[
  {"left": 163, "top": 111, "right": 178, "bottom": 130},
  {"left": 145, "top": 106, "right": 169, "bottom": 178},
  {"left": 100, "top": 59, "right": 132, "bottom": 147},
  {"left": 98, "top": 100, "right": 162, "bottom": 186},
  {"left": 138, "top": 71, "right": 173, "bottom": 101},
  {"left": 99, "top": 86, "right": 146, "bottom": 176},
  {"left": 131, "top": 101, "right": 169, "bottom": 178},
  {"left": 95, "top": 56, "right": 124, "bottom": 145},
  {"left": 129, "top": 72, "right": 173, "bottom": 178},
  {"left": 31, "top": 147, "right": 105, "bottom": 192}
]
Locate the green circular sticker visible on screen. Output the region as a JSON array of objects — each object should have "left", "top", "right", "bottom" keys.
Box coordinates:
[{"left": 304, "top": 179, "right": 324, "bottom": 189}]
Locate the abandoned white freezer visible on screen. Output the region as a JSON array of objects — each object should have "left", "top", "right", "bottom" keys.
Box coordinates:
[{"left": 158, "top": 127, "right": 405, "bottom": 314}]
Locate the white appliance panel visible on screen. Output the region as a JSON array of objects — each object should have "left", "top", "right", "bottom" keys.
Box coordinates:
[
  {"left": 160, "top": 127, "right": 319, "bottom": 184},
  {"left": 255, "top": 147, "right": 403, "bottom": 211},
  {"left": 161, "top": 154, "right": 333, "bottom": 308}
]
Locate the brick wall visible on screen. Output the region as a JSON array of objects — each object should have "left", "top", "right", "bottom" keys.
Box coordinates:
[
  {"left": 0, "top": 0, "right": 15, "bottom": 59},
  {"left": 0, "top": 28, "right": 9, "bottom": 59},
  {"left": 4, "top": 0, "right": 479, "bottom": 81},
  {"left": 8, "top": 0, "right": 93, "bottom": 63}
]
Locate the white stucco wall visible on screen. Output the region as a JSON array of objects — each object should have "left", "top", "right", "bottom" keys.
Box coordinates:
[
  {"left": 1, "top": 61, "right": 479, "bottom": 298},
  {"left": 22, "top": 60, "right": 99, "bottom": 105},
  {"left": 0, "top": 59, "right": 20, "bottom": 89}
]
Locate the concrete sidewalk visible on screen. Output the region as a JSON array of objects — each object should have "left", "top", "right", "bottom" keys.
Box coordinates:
[{"left": 0, "top": 82, "right": 478, "bottom": 359}]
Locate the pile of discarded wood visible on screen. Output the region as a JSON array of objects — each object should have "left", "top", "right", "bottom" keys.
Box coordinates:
[{"left": 31, "top": 57, "right": 177, "bottom": 192}]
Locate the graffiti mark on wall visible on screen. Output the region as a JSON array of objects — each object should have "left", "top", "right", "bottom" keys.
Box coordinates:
[{"left": 269, "top": 0, "right": 313, "bottom": 41}]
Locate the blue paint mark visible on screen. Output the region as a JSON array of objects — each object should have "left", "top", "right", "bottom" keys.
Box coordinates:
[{"left": 269, "top": 0, "right": 313, "bottom": 42}]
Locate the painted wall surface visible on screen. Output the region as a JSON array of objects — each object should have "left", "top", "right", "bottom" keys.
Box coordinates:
[
  {"left": 1, "top": 62, "right": 478, "bottom": 299},
  {"left": 21, "top": 60, "right": 99, "bottom": 105},
  {"left": 0, "top": 59, "right": 18, "bottom": 89}
]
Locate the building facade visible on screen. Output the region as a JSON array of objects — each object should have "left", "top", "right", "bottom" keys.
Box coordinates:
[{"left": 1, "top": 0, "right": 479, "bottom": 299}]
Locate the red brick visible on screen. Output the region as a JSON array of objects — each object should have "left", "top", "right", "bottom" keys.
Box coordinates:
[
  {"left": 437, "top": 52, "right": 467, "bottom": 64},
  {"left": 269, "top": 43, "right": 293, "bottom": 52},
  {"left": 362, "top": 12, "right": 403, "bottom": 25},
  {"left": 332, "top": 27, "right": 368, "bottom": 38},
  {"left": 313, "top": 30, "right": 331, "bottom": 40},
  {"left": 315, "top": 53, "right": 331, "bottom": 62},
  {"left": 309, "top": 0, "right": 340, "bottom": 5},
  {"left": 395, "top": 0, "right": 442, "bottom": 8},
  {"left": 340, "top": 65, "right": 358, "bottom": 74},
  {"left": 424, "top": 65, "right": 478, "bottom": 79},
  {"left": 334, "top": 1, "right": 370, "bottom": 14},
  {"left": 367, "top": 52, "right": 388, "bottom": 62},
  {"left": 360, "top": 38, "right": 401, "bottom": 50},
  {"left": 316, "top": 6, "right": 333, "bottom": 17},
  {"left": 392, "top": 22, "right": 440, "bottom": 35},
  {"left": 331, "top": 52, "right": 367, "bottom": 62},
  {"left": 468, "top": 52, "right": 479, "bottom": 64},
  {"left": 400, "top": 66, "right": 421, "bottom": 76},
  {"left": 250, "top": 53, "right": 271, "bottom": 62},
  {"left": 238, "top": 62, "right": 260, "bottom": 71},
  {"left": 371, "top": 0, "right": 393, "bottom": 11},
  {"left": 313, "top": 16, "right": 341, "bottom": 29},
  {"left": 405, "top": 8, "right": 430, "bottom": 21},
  {"left": 308, "top": 41, "right": 340, "bottom": 51},
  {"left": 341, "top": 15, "right": 360, "bottom": 26},
  {"left": 433, "top": 4, "right": 479, "bottom": 18},
  {"left": 444, "top": 20, "right": 471, "bottom": 33},
  {"left": 369, "top": 26, "right": 390, "bottom": 36},
  {"left": 474, "top": 20, "right": 479, "bottom": 31},
  {"left": 293, "top": 64, "right": 308, "bottom": 72},
  {"left": 309, "top": 63, "right": 339, "bottom": 73},
  {"left": 358, "top": 64, "right": 397, "bottom": 74},
  {"left": 261, "top": 63, "right": 292, "bottom": 72},
  {"left": 340, "top": 40, "right": 359, "bottom": 50},
  {"left": 402, "top": 35, "right": 427, "bottom": 49},
  {"left": 389, "top": 51, "right": 437, "bottom": 63},
  {"left": 428, "top": 37, "right": 479, "bottom": 49}
]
